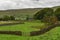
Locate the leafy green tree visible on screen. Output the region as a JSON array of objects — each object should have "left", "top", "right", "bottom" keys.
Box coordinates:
[
  {"left": 54, "top": 8, "right": 60, "bottom": 21},
  {"left": 0, "top": 18, "right": 3, "bottom": 21},
  {"left": 34, "top": 8, "right": 53, "bottom": 20},
  {"left": 26, "top": 15, "right": 29, "bottom": 20},
  {"left": 3, "top": 15, "right": 10, "bottom": 21},
  {"left": 10, "top": 16, "right": 15, "bottom": 20}
]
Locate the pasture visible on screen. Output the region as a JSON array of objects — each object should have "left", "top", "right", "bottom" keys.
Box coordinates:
[
  {"left": 0, "top": 20, "right": 59, "bottom": 40},
  {"left": 0, "top": 20, "right": 43, "bottom": 32},
  {"left": 0, "top": 26, "right": 59, "bottom": 40}
]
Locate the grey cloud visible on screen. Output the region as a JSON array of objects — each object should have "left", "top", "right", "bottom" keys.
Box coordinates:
[{"left": 0, "top": 0, "right": 60, "bottom": 10}]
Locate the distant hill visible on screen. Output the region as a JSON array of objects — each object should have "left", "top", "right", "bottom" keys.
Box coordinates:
[
  {"left": 0, "top": 8, "right": 42, "bottom": 18},
  {"left": 53, "top": 6, "right": 60, "bottom": 8},
  {"left": 0, "top": 6, "right": 60, "bottom": 18},
  {"left": 52, "top": 6, "right": 60, "bottom": 11}
]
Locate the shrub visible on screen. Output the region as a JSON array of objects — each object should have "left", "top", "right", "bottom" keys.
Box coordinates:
[{"left": 42, "top": 15, "right": 58, "bottom": 24}]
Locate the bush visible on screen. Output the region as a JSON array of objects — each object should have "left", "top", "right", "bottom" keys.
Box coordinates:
[{"left": 42, "top": 15, "right": 58, "bottom": 24}]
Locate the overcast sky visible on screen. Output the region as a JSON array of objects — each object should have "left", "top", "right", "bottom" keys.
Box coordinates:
[{"left": 0, "top": 0, "right": 60, "bottom": 10}]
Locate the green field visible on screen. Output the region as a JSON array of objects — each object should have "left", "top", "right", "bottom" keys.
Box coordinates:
[
  {"left": 0, "top": 26, "right": 59, "bottom": 40},
  {"left": 0, "top": 21, "right": 42, "bottom": 32},
  {"left": 0, "top": 21, "right": 59, "bottom": 40}
]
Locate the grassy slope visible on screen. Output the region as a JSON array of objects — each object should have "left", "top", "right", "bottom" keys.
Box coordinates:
[
  {"left": 0, "top": 8, "right": 41, "bottom": 18},
  {"left": 0, "top": 6, "right": 59, "bottom": 18}
]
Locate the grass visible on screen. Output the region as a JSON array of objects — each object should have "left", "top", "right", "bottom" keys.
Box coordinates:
[
  {"left": 0, "top": 21, "right": 59, "bottom": 40},
  {"left": 0, "top": 21, "right": 43, "bottom": 32},
  {"left": 0, "top": 21, "right": 21, "bottom": 24},
  {"left": 0, "top": 27, "right": 60, "bottom": 40},
  {"left": 0, "top": 8, "right": 41, "bottom": 18}
]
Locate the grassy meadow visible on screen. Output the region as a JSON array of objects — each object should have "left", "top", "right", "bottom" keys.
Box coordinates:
[
  {"left": 0, "top": 20, "right": 42, "bottom": 32},
  {"left": 0, "top": 20, "right": 59, "bottom": 40},
  {"left": 0, "top": 25, "right": 59, "bottom": 40}
]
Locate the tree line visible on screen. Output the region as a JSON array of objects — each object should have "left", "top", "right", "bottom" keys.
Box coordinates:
[
  {"left": 34, "top": 8, "right": 60, "bottom": 24},
  {"left": 0, "top": 15, "right": 15, "bottom": 21}
]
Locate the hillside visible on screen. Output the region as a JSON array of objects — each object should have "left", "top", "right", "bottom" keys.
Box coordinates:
[
  {"left": 0, "top": 6, "right": 60, "bottom": 18},
  {"left": 0, "top": 8, "right": 41, "bottom": 18}
]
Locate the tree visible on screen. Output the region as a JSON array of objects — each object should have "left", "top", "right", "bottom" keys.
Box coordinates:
[
  {"left": 42, "top": 14, "right": 58, "bottom": 25},
  {"left": 3, "top": 15, "right": 10, "bottom": 21},
  {"left": 34, "top": 8, "right": 53, "bottom": 20},
  {"left": 26, "top": 15, "right": 29, "bottom": 20},
  {"left": 10, "top": 16, "right": 15, "bottom": 20},
  {"left": 0, "top": 18, "right": 3, "bottom": 21},
  {"left": 54, "top": 8, "right": 60, "bottom": 21}
]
